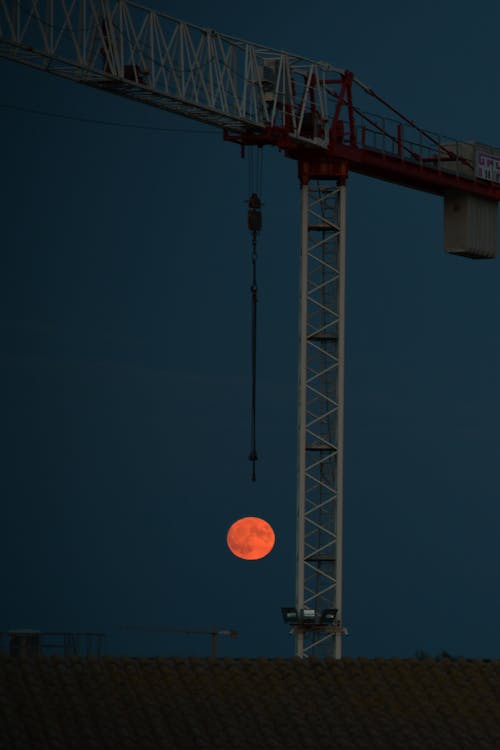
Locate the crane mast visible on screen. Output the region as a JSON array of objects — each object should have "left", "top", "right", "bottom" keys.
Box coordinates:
[
  {"left": 294, "top": 181, "right": 346, "bottom": 658},
  {"left": 2, "top": 0, "right": 500, "bottom": 659}
]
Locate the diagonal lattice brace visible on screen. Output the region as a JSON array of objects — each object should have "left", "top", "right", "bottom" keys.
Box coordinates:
[{"left": 296, "top": 182, "right": 346, "bottom": 658}]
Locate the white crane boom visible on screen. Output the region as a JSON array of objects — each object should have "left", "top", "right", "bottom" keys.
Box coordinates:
[
  {"left": 3, "top": 0, "right": 500, "bottom": 201},
  {"left": 0, "top": 0, "right": 340, "bottom": 140}
]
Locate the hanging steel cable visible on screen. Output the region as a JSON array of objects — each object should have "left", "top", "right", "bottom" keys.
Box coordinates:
[{"left": 247, "top": 190, "right": 262, "bottom": 481}]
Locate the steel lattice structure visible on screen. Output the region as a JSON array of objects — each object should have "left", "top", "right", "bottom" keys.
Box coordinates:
[
  {"left": 0, "top": 0, "right": 339, "bottom": 135},
  {"left": 296, "top": 183, "right": 346, "bottom": 658},
  {"left": 2, "top": 0, "right": 500, "bottom": 200},
  {"left": 2, "top": 0, "right": 500, "bottom": 659}
]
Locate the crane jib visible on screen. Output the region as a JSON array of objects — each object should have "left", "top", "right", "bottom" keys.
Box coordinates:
[{"left": 1, "top": 0, "right": 500, "bottom": 207}]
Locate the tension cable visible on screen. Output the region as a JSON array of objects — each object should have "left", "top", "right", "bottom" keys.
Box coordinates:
[{"left": 247, "top": 192, "right": 262, "bottom": 481}]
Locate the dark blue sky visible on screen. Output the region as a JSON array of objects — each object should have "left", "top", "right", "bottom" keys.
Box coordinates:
[{"left": 1, "top": 0, "right": 500, "bottom": 659}]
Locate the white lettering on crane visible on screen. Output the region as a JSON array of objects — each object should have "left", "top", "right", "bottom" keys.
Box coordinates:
[{"left": 475, "top": 150, "right": 500, "bottom": 183}]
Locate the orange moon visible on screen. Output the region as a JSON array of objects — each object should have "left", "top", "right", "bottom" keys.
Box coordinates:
[{"left": 226, "top": 517, "right": 275, "bottom": 560}]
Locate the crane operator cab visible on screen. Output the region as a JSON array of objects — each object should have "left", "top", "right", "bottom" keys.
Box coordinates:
[
  {"left": 258, "top": 58, "right": 325, "bottom": 141},
  {"left": 99, "top": 19, "right": 149, "bottom": 86}
]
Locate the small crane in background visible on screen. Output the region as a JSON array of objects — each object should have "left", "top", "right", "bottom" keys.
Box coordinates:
[{"left": 122, "top": 626, "right": 239, "bottom": 658}]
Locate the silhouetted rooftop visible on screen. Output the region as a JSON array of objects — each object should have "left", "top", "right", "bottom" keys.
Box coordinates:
[{"left": 1, "top": 656, "right": 499, "bottom": 749}]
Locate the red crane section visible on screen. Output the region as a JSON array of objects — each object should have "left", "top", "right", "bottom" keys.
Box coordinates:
[{"left": 225, "top": 71, "right": 500, "bottom": 200}]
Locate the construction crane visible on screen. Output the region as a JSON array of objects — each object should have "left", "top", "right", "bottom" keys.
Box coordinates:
[
  {"left": 122, "top": 626, "right": 239, "bottom": 657},
  {"left": 2, "top": 0, "right": 500, "bottom": 660}
]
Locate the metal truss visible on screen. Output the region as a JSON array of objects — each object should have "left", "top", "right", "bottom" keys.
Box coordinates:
[
  {"left": 0, "top": 0, "right": 337, "bottom": 142},
  {"left": 1, "top": 0, "right": 490, "bottom": 201},
  {"left": 296, "top": 181, "right": 346, "bottom": 658}
]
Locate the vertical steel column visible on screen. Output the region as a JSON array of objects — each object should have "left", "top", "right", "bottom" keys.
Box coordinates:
[{"left": 295, "top": 180, "right": 346, "bottom": 658}]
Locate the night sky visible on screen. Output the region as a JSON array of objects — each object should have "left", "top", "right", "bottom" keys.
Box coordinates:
[{"left": 1, "top": 0, "right": 500, "bottom": 659}]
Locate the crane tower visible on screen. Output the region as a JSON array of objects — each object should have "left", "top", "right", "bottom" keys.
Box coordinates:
[{"left": 2, "top": 0, "right": 500, "bottom": 659}]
